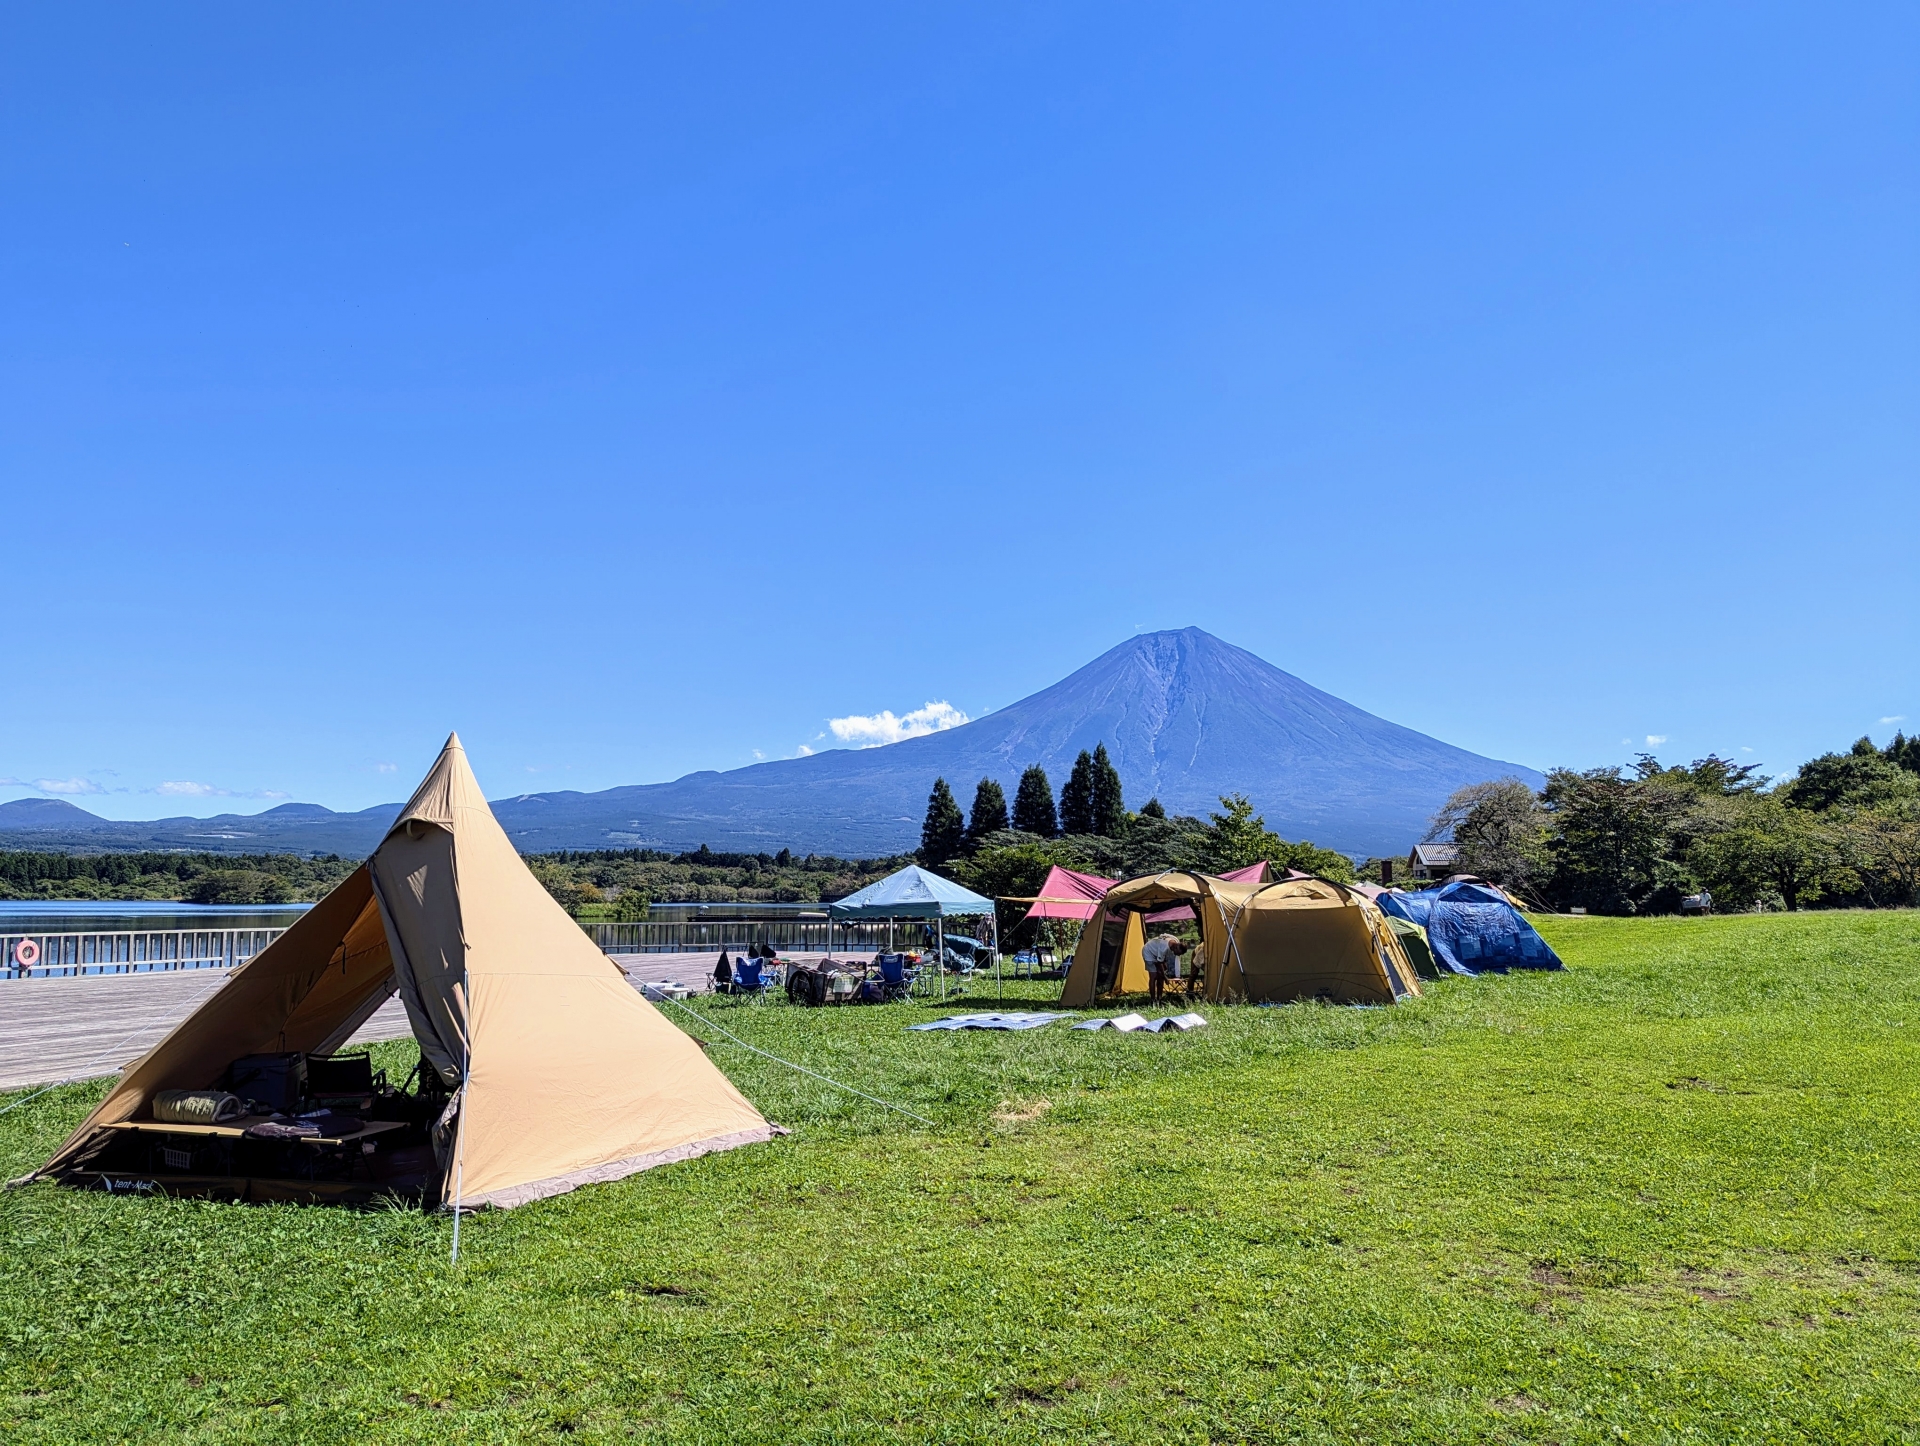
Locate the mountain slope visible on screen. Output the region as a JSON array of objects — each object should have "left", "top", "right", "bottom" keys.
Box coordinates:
[
  {"left": 0, "top": 798, "right": 106, "bottom": 827},
  {"left": 487, "top": 629, "right": 1540, "bottom": 856},
  {"left": 0, "top": 630, "right": 1539, "bottom": 859},
  {"left": 0, "top": 799, "right": 401, "bottom": 856}
]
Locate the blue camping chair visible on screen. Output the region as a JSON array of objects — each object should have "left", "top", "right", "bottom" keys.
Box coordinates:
[
  {"left": 728, "top": 958, "right": 769, "bottom": 998},
  {"left": 875, "top": 953, "right": 916, "bottom": 1002}
]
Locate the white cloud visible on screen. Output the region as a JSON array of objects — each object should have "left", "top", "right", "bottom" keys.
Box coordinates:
[
  {"left": 828, "top": 701, "right": 969, "bottom": 748},
  {"left": 0, "top": 776, "right": 21, "bottom": 786},
  {"left": 1620, "top": 738, "right": 1632, "bottom": 746},
  {"left": 1740, "top": 747, "right": 1754, "bottom": 753},
  {"left": 376, "top": 762, "right": 398, "bottom": 773},
  {"left": 1883, "top": 715, "right": 1906, "bottom": 725},
  {"left": 796, "top": 744, "right": 814, "bottom": 757},
  {"left": 1645, "top": 735, "right": 1668, "bottom": 745},
  {"left": 152, "top": 781, "right": 289, "bottom": 800},
  {"left": 36, "top": 777, "right": 104, "bottom": 795},
  {"left": 751, "top": 749, "right": 765, "bottom": 760}
]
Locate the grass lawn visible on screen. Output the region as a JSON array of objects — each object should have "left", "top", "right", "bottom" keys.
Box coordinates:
[{"left": 3, "top": 910, "right": 1918, "bottom": 1443}]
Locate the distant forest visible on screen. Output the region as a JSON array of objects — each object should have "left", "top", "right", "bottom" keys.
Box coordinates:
[
  {"left": 9, "top": 730, "right": 1915, "bottom": 919},
  {"left": 0, "top": 851, "right": 361, "bottom": 905},
  {"left": 1416, "top": 732, "right": 1920, "bottom": 915},
  {"left": 0, "top": 843, "right": 912, "bottom": 913}
]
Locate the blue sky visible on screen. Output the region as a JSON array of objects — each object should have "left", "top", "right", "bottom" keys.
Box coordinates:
[{"left": 3, "top": 3, "right": 1914, "bottom": 819}]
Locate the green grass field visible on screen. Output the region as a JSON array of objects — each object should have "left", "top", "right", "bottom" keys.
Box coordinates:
[{"left": 3, "top": 911, "right": 1918, "bottom": 1443}]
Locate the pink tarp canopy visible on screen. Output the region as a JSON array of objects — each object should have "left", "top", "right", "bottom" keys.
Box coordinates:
[
  {"left": 1017, "top": 861, "right": 1294, "bottom": 927},
  {"left": 1017, "top": 866, "right": 1118, "bottom": 923}
]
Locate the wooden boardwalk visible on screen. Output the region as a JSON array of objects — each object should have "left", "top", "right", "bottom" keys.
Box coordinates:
[{"left": 0, "top": 950, "right": 844, "bottom": 1091}]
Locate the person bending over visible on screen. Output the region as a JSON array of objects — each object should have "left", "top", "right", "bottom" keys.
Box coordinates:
[{"left": 1141, "top": 934, "right": 1189, "bottom": 1006}]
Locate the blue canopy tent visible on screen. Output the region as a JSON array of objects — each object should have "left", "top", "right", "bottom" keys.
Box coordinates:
[
  {"left": 828, "top": 865, "right": 997, "bottom": 1001},
  {"left": 1376, "top": 879, "right": 1563, "bottom": 976}
]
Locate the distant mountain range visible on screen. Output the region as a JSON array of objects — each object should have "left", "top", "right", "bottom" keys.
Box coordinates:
[
  {"left": 0, "top": 629, "right": 1542, "bottom": 860},
  {"left": 0, "top": 796, "right": 404, "bottom": 857}
]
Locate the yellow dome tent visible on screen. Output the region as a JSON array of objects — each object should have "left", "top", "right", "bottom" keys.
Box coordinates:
[
  {"left": 33, "top": 735, "right": 775, "bottom": 1209},
  {"left": 1059, "top": 905, "right": 1149, "bottom": 1007},
  {"left": 1085, "top": 871, "right": 1422, "bottom": 1006}
]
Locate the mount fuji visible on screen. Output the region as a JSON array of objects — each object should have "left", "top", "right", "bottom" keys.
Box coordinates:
[
  {"left": 487, "top": 627, "right": 1541, "bottom": 858},
  {"left": 0, "top": 630, "right": 1542, "bottom": 859}
]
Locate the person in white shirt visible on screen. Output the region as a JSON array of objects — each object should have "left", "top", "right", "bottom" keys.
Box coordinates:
[{"left": 1141, "top": 934, "right": 1189, "bottom": 1005}]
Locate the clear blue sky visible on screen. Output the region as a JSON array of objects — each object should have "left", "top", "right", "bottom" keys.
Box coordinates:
[{"left": 3, "top": 3, "right": 1914, "bottom": 819}]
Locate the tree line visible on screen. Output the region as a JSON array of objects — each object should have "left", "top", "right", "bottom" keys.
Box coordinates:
[
  {"left": 915, "top": 744, "right": 1356, "bottom": 944},
  {"left": 0, "top": 843, "right": 913, "bottom": 916},
  {"left": 1427, "top": 733, "right": 1920, "bottom": 913},
  {"left": 523, "top": 846, "right": 916, "bottom": 919},
  {"left": 0, "top": 851, "right": 360, "bottom": 904}
]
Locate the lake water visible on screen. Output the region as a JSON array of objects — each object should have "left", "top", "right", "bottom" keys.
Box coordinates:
[{"left": 0, "top": 901, "right": 313, "bottom": 934}]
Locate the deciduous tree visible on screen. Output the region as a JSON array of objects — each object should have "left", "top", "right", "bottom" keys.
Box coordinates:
[
  {"left": 1429, "top": 778, "right": 1548, "bottom": 891},
  {"left": 1182, "top": 794, "right": 1353, "bottom": 882}
]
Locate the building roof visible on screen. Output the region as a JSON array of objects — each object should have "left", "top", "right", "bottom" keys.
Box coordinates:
[{"left": 1410, "top": 842, "right": 1460, "bottom": 867}]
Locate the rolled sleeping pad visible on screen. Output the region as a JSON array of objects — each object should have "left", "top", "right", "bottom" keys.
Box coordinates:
[{"left": 151, "top": 1089, "right": 245, "bottom": 1125}]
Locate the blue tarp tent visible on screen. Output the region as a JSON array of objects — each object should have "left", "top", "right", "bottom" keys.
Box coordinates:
[
  {"left": 827, "top": 865, "right": 995, "bottom": 919},
  {"left": 1376, "top": 879, "right": 1562, "bottom": 976}
]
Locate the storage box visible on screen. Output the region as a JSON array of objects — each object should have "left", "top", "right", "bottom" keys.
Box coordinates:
[{"left": 228, "top": 1052, "right": 308, "bottom": 1112}]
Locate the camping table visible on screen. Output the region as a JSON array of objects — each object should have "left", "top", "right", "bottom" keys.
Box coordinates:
[{"left": 107, "top": 1118, "right": 408, "bottom": 1180}]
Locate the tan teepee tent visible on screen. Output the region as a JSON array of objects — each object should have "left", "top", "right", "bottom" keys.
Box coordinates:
[{"left": 36, "top": 735, "right": 774, "bottom": 1208}]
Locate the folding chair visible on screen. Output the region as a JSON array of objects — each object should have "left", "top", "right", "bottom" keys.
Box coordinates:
[
  {"left": 729, "top": 958, "right": 769, "bottom": 999},
  {"left": 875, "top": 953, "right": 916, "bottom": 1002}
]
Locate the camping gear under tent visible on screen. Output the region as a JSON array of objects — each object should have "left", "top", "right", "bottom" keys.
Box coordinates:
[
  {"left": 827, "top": 865, "right": 997, "bottom": 1000},
  {"left": 1060, "top": 903, "right": 1150, "bottom": 1006},
  {"left": 1375, "top": 879, "right": 1563, "bottom": 976},
  {"left": 30, "top": 735, "right": 774, "bottom": 1208},
  {"left": 1055, "top": 862, "right": 1274, "bottom": 1007},
  {"left": 1073, "top": 871, "right": 1422, "bottom": 1006}
]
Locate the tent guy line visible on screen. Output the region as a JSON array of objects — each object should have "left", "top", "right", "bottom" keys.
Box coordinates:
[
  {"left": 0, "top": 1009, "right": 199, "bottom": 1126},
  {"left": 659, "top": 994, "right": 935, "bottom": 1128}
]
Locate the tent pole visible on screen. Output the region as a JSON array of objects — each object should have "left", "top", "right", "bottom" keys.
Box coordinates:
[
  {"left": 994, "top": 910, "right": 1001, "bottom": 1008},
  {"left": 449, "top": 1058, "right": 471, "bottom": 1265},
  {"left": 938, "top": 916, "right": 945, "bottom": 1001}
]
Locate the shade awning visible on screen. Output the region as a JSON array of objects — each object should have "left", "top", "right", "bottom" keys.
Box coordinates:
[
  {"left": 827, "top": 864, "right": 996, "bottom": 919},
  {"left": 1016, "top": 866, "right": 1118, "bottom": 923}
]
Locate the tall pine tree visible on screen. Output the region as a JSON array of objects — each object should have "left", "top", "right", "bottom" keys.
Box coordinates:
[
  {"left": 918, "top": 778, "right": 966, "bottom": 868},
  {"left": 1011, "top": 765, "right": 1058, "bottom": 837},
  {"left": 1091, "top": 742, "right": 1126, "bottom": 836},
  {"left": 965, "top": 778, "right": 1009, "bottom": 851},
  {"left": 1059, "top": 750, "right": 1096, "bottom": 835},
  {"left": 1887, "top": 731, "right": 1920, "bottom": 775}
]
